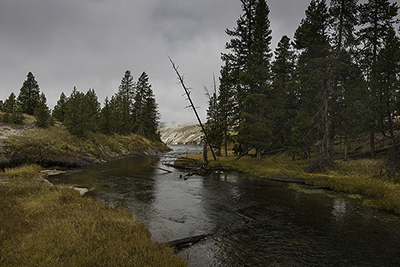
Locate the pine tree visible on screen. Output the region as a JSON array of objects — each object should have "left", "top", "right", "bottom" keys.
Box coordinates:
[
  {"left": 133, "top": 72, "right": 160, "bottom": 140},
  {"left": 358, "top": 0, "right": 400, "bottom": 157},
  {"left": 271, "top": 35, "right": 297, "bottom": 149},
  {"left": 329, "top": 0, "right": 365, "bottom": 160},
  {"left": 2, "top": 92, "right": 24, "bottom": 124},
  {"left": 222, "top": 0, "right": 258, "bottom": 151},
  {"left": 374, "top": 27, "right": 400, "bottom": 149},
  {"left": 18, "top": 72, "right": 40, "bottom": 115},
  {"left": 110, "top": 94, "right": 129, "bottom": 135},
  {"left": 11, "top": 103, "right": 25, "bottom": 124},
  {"left": 217, "top": 62, "right": 237, "bottom": 157},
  {"left": 63, "top": 87, "right": 85, "bottom": 136},
  {"left": 52, "top": 92, "right": 68, "bottom": 122},
  {"left": 205, "top": 76, "right": 224, "bottom": 155},
  {"left": 222, "top": 0, "right": 273, "bottom": 161},
  {"left": 116, "top": 70, "right": 135, "bottom": 134},
  {"left": 82, "top": 89, "right": 100, "bottom": 132},
  {"left": 99, "top": 96, "right": 115, "bottom": 134},
  {"left": 293, "top": 0, "right": 332, "bottom": 165},
  {"left": 34, "top": 93, "right": 51, "bottom": 127}
]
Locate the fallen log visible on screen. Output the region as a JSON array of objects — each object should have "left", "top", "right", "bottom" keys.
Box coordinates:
[
  {"left": 235, "top": 212, "right": 257, "bottom": 222},
  {"left": 258, "top": 176, "right": 306, "bottom": 184},
  {"left": 157, "top": 167, "right": 173, "bottom": 173},
  {"left": 166, "top": 233, "right": 215, "bottom": 249}
]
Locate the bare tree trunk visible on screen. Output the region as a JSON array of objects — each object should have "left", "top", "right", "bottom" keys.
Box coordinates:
[
  {"left": 344, "top": 135, "right": 348, "bottom": 161},
  {"left": 322, "top": 82, "right": 330, "bottom": 158},
  {"left": 256, "top": 147, "right": 262, "bottom": 161},
  {"left": 370, "top": 131, "right": 375, "bottom": 158},
  {"left": 223, "top": 131, "right": 228, "bottom": 158},
  {"left": 339, "top": 135, "right": 342, "bottom": 159},
  {"left": 203, "top": 137, "right": 208, "bottom": 165}
]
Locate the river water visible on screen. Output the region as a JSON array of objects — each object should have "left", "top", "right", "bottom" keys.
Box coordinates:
[{"left": 48, "top": 145, "right": 400, "bottom": 266}]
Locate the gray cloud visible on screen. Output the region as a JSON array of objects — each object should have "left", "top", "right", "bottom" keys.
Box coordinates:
[{"left": 0, "top": 0, "right": 314, "bottom": 124}]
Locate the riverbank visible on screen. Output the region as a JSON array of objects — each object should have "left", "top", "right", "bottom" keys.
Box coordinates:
[
  {"left": 0, "top": 165, "right": 187, "bottom": 266},
  {"left": 0, "top": 117, "right": 171, "bottom": 168},
  {"left": 186, "top": 150, "right": 400, "bottom": 215},
  {"left": 0, "top": 118, "right": 186, "bottom": 266}
]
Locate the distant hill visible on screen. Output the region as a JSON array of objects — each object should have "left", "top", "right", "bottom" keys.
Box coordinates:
[{"left": 159, "top": 124, "right": 203, "bottom": 145}]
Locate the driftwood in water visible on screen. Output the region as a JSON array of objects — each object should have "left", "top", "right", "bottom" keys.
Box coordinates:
[
  {"left": 258, "top": 176, "right": 306, "bottom": 184},
  {"left": 167, "top": 211, "right": 261, "bottom": 249},
  {"left": 164, "top": 161, "right": 228, "bottom": 176},
  {"left": 157, "top": 167, "right": 173, "bottom": 173},
  {"left": 166, "top": 233, "right": 215, "bottom": 249}
]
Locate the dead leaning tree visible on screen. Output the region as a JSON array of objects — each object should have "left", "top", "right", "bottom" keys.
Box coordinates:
[{"left": 168, "top": 56, "right": 218, "bottom": 166}]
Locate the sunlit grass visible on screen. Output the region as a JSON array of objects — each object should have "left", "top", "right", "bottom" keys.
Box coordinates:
[
  {"left": 0, "top": 178, "right": 187, "bottom": 266},
  {"left": 1, "top": 164, "right": 43, "bottom": 178}
]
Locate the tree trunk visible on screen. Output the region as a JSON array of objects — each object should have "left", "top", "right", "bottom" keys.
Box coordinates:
[
  {"left": 224, "top": 130, "right": 228, "bottom": 158},
  {"left": 203, "top": 137, "right": 208, "bottom": 165},
  {"left": 370, "top": 131, "right": 375, "bottom": 158},
  {"left": 322, "top": 81, "right": 330, "bottom": 158},
  {"left": 344, "top": 135, "right": 348, "bottom": 161},
  {"left": 256, "top": 147, "right": 262, "bottom": 161}
]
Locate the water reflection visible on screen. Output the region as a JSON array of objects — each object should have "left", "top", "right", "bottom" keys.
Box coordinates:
[
  {"left": 48, "top": 146, "right": 400, "bottom": 267},
  {"left": 332, "top": 198, "right": 347, "bottom": 224}
]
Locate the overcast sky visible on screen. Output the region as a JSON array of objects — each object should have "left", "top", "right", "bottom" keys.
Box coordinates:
[{"left": 0, "top": 0, "right": 349, "bottom": 124}]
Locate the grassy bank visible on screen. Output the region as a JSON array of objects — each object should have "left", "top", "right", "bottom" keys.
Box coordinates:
[
  {"left": 188, "top": 150, "right": 400, "bottom": 215},
  {"left": 0, "top": 166, "right": 187, "bottom": 266},
  {"left": 1, "top": 122, "right": 170, "bottom": 167}
]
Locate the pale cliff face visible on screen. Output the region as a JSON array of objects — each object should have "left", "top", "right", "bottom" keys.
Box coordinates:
[{"left": 159, "top": 124, "right": 203, "bottom": 145}]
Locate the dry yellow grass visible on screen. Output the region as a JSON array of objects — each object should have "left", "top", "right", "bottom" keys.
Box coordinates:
[
  {"left": 189, "top": 150, "right": 400, "bottom": 214},
  {"left": 0, "top": 165, "right": 187, "bottom": 267}
]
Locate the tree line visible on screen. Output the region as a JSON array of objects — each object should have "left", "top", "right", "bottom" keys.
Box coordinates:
[
  {"left": 205, "top": 0, "right": 400, "bottom": 169},
  {"left": 1, "top": 71, "right": 161, "bottom": 141}
]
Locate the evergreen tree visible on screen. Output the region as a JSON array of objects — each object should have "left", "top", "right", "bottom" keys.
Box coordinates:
[
  {"left": 271, "top": 35, "right": 297, "bottom": 149},
  {"left": 116, "top": 70, "right": 135, "bottom": 133},
  {"left": 205, "top": 76, "right": 224, "bottom": 155},
  {"left": 329, "top": 0, "right": 365, "bottom": 160},
  {"left": 2, "top": 92, "right": 24, "bottom": 124},
  {"left": 293, "top": 0, "right": 332, "bottom": 164},
  {"left": 133, "top": 72, "right": 160, "bottom": 140},
  {"left": 63, "top": 87, "right": 86, "bottom": 136},
  {"left": 52, "top": 92, "right": 68, "bottom": 122},
  {"left": 99, "top": 96, "right": 115, "bottom": 134},
  {"left": 18, "top": 72, "right": 40, "bottom": 115},
  {"left": 82, "top": 89, "right": 101, "bottom": 132},
  {"left": 222, "top": 0, "right": 273, "bottom": 160},
  {"left": 217, "top": 62, "right": 237, "bottom": 157},
  {"left": 11, "top": 103, "right": 25, "bottom": 124},
  {"left": 34, "top": 93, "right": 51, "bottom": 127},
  {"left": 374, "top": 27, "right": 400, "bottom": 149},
  {"left": 2, "top": 93, "right": 17, "bottom": 113},
  {"left": 358, "top": 0, "right": 400, "bottom": 157},
  {"left": 222, "top": 0, "right": 258, "bottom": 151}
]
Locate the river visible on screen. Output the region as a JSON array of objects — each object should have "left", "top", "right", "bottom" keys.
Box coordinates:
[{"left": 47, "top": 145, "right": 400, "bottom": 266}]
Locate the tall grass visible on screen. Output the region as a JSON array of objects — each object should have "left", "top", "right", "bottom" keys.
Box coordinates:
[
  {"left": 1, "top": 164, "right": 43, "bottom": 178},
  {"left": 0, "top": 178, "right": 187, "bottom": 266}
]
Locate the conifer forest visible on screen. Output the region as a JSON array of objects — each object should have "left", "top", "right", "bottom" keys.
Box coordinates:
[{"left": 204, "top": 0, "right": 400, "bottom": 171}]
